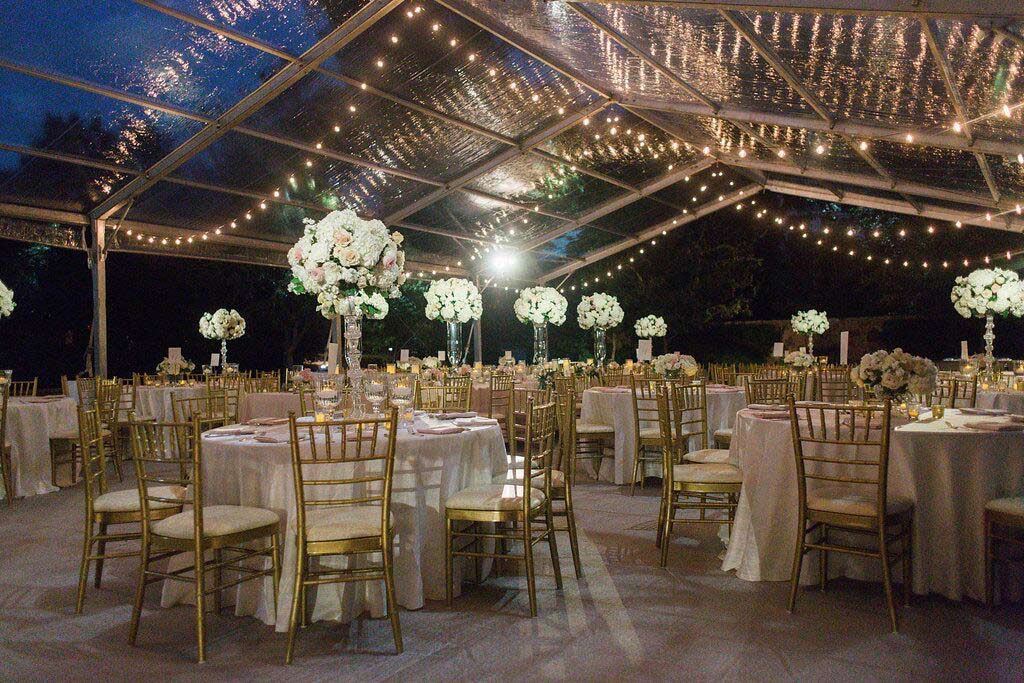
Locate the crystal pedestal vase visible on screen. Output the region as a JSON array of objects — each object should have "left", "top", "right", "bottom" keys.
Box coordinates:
[
  {"left": 807, "top": 334, "right": 814, "bottom": 357},
  {"left": 446, "top": 321, "right": 462, "bottom": 367},
  {"left": 532, "top": 323, "right": 549, "bottom": 366},
  {"left": 220, "top": 339, "right": 228, "bottom": 370},
  {"left": 593, "top": 327, "right": 608, "bottom": 366},
  {"left": 983, "top": 313, "right": 996, "bottom": 378},
  {"left": 343, "top": 296, "right": 364, "bottom": 416}
]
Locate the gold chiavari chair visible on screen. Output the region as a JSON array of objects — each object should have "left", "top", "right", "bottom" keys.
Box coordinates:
[
  {"left": 247, "top": 371, "right": 280, "bottom": 394},
  {"left": 296, "top": 384, "right": 316, "bottom": 417},
  {"left": 634, "top": 364, "right": 659, "bottom": 379},
  {"left": 171, "top": 392, "right": 229, "bottom": 432},
  {"left": 552, "top": 379, "right": 613, "bottom": 483},
  {"left": 984, "top": 496, "right": 1024, "bottom": 606},
  {"left": 285, "top": 409, "right": 402, "bottom": 663},
  {"left": 933, "top": 374, "right": 977, "bottom": 408},
  {"left": 486, "top": 372, "right": 514, "bottom": 443},
  {"left": 75, "top": 405, "right": 185, "bottom": 613},
  {"left": 95, "top": 381, "right": 125, "bottom": 481},
  {"left": 786, "top": 398, "right": 912, "bottom": 632},
  {"left": 746, "top": 377, "right": 802, "bottom": 405},
  {"left": 9, "top": 378, "right": 37, "bottom": 397},
  {"left": 446, "top": 398, "right": 562, "bottom": 616},
  {"left": 1, "top": 381, "right": 12, "bottom": 504},
  {"left": 128, "top": 415, "right": 281, "bottom": 663},
  {"left": 629, "top": 376, "right": 675, "bottom": 496},
  {"left": 50, "top": 380, "right": 116, "bottom": 486},
  {"left": 657, "top": 384, "right": 742, "bottom": 565},
  {"left": 542, "top": 387, "right": 588, "bottom": 575},
  {"left": 442, "top": 375, "right": 472, "bottom": 412},
  {"left": 708, "top": 363, "right": 735, "bottom": 384},
  {"left": 414, "top": 380, "right": 444, "bottom": 411},
  {"left": 510, "top": 387, "right": 553, "bottom": 461},
  {"left": 816, "top": 367, "right": 854, "bottom": 403},
  {"left": 600, "top": 370, "right": 628, "bottom": 387},
  {"left": 754, "top": 365, "right": 790, "bottom": 379}
]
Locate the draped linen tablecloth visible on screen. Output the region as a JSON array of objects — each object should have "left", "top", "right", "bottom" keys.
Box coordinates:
[
  {"left": 161, "top": 422, "right": 508, "bottom": 631},
  {"left": 238, "top": 392, "right": 301, "bottom": 423},
  {"left": 4, "top": 396, "right": 78, "bottom": 498},
  {"left": 135, "top": 384, "right": 206, "bottom": 422},
  {"left": 469, "top": 378, "right": 539, "bottom": 415},
  {"left": 579, "top": 387, "right": 747, "bottom": 485},
  {"left": 722, "top": 408, "right": 1024, "bottom": 601},
  {"left": 977, "top": 390, "right": 1024, "bottom": 415}
]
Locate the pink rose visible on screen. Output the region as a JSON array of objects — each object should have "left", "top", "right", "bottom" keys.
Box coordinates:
[
  {"left": 334, "top": 230, "right": 353, "bottom": 247},
  {"left": 309, "top": 267, "right": 324, "bottom": 281},
  {"left": 289, "top": 246, "right": 303, "bottom": 262}
]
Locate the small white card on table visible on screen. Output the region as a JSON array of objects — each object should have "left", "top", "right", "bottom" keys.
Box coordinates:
[
  {"left": 400, "top": 349, "right": 410, "bottom": 362},
  {"left": 961, "top": 341, "right": 969, "bottom": 360},
  {"left": 327, "top": 343, "right": 339, "bottom": 374},
  {"left": 772, "top": 342, "right": 784, "bottom": 358},
  {"left": 637, "top": 339, "right": 653, "bottom": 362},
  {"left": 438, "top": 351, "right": 446, "bottom": 361},
  {"left": 840, "top": 331, "right": 849, "bottom": 365},
  {"left": 210, "top": 353, "right": 220, "bottom": 367},
  {"left": 168, "top": 347, "right": 182, "bottom": 363}
]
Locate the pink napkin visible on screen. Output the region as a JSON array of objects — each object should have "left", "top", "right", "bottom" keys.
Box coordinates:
[
  {"left": 429, "top": 411, "right": 477, "bottom": 419},
  {"left": 417, "top": 425, "right": 466, "bottom": 435},
  {"left": 455, "top": 417, "right": 499, "bottom": 427},
  {"left": 17, "top": 396, "right": 66, "bottom": 403},
  {"left": 748, "top": 411, "right": 791, "bottom": 420},
  {"left": 593, "top": 387, "right": 631, "bottom": 394},
  {"left": 959, "top": 407, "right": 1008, "bottom": 416},
  {"left": 961, "top": 420, "right": 1024, "bottom": 432},
  {"left": 253, "top": 433, "right": 291, "bottom": 443},
  {"left": 746, "top": 403, "right": 788, "bottom": 411},
  {"left": 246, "top": 417, "right": 289, "bottom": 426},
  {"left": 205, "top": 425, "right": 257, "bottom": 437},
  {"left": 705, "top": 383, "right": 736, "bottom": 390}
]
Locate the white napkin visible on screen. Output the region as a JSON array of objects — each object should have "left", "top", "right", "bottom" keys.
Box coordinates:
[
  {"left": 455, "top": 417, "right": 499, "bottom": 427},
  {"left": 417, "top": 425, "right": 466, "bottom": 435}
]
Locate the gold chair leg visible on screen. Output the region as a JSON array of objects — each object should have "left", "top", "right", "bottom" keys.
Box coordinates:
[
  {"left": 128, "top": 543, "right": 149, "bottom": 645},
  {"left": 787, "top": 520, "right": 805, "bottom": 613},
  {"left": 545, "top": 505, "right": 563, "bottom": 590},
  {"left": 2, "top": 447, "right": 13, "bottom": 505},
  {"left": 659, "top": 498, "right": 674, "bottom": 568},
  {"left": 523, "top": 518, "right": 537, "bottom": 617},
  {"left": 270, "top": 535, "right": 281, "bottom": 618},
  {"left": 445, "top": 516, "right": 454, "bottom": 607},
  {"left": 818, "top": 525, "right": 827, "bottom": 591},
  {"left": 93, "top": 522, "right": 108, "bottom": 589},
  {"left": 565, "top": 496, "right": 582, "bottom": 578},
  {"left": 284, "top": 544, "right": 304, "bottom": 664},
  {"left": 194, "top": 547, "right": 207, "bottom": 663},
  {"left": 75, "top": 520, "right": 93, "bottom": 614},
  {"left": 629, "top": 449, "right": 642, "bottom": 496},
  {"left": 382, "top": 532, "right": 403, "bottom": 654},
  {"left": 878, "top": 528, "right": 899, "bottom": 633},
  {"left": 212, "top": 548, "right": 223, "bottom": 614},
  {"left": 299, "top": 556, "right": 310, "bottom": 628}
]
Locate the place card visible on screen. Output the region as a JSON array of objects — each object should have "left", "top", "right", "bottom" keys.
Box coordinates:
[
  {"left": 799, "top": 346, "right": 806, "bottom": 353},
  {"left": 210, "top": 353, "right": 220, "bottom": 367},
  {"left": 961, "top": 340, "right": 969, "bottom": 360},
  {"left": 772, "top": 342, "right": 784, "bottom": 358},
  {"left": 637, "top": 339, "right": 652, "bottom": 362},
  {"left": 438, "top": 350, "right": 446, "bottom": 361},
  {"left": 168, "top": 347, "right": 182, "bottom": 363},
  {"left": 503, "top": 350, "right": 513, "bottom": 361},
  {"left": 400, "top": 349, "right": 410, "bottom": 362},
  {"left": 840, "top": 331, "right": 849, "bottom": 365},
  {"left": 327, "top": 343, "right": 338, "bottom": 375}
]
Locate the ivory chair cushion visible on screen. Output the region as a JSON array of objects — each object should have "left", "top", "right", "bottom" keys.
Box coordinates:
[
  {"left": 50, "top": 428, "right": 112, "bottom": 441},
  {"left": 305, "top": 505, "right": 389, "bottom": 542},
  {"left": 683, "top": 448, "right": 731, "bottom": 464},
  {"left": 672, "top": 462, "right": 743, "bottom": 484},
  {"left": 985, "top": 497, "right": 1024, "bottom": 518},
  {"left": 492, "top": 469, "right": 565, "bottom": 488},
  {"left": 446, "top": 484, "right": 545, "bottom": 512},
  {"left": 152, "top": 505, "right": 279, "bottom": 539},
  {"left": 93, "top": 486, "right": 185, "bottom": 513},
  {"left": 713, "top": 428, "right": 733, "bottom": 442},
  {"left": 638, "top": 427, "right": 662, "bottom": 440},
  {"left": 807, "top": 486, "right": 912, "bottom": 518},
  {"left": 576, "top": 420, "right": 614, "bottom": 435}
]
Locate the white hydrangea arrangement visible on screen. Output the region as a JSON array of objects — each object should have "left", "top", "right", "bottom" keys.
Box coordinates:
[
  {"left": 950, "top": 268, "right": 1024, "bottom": 319},
  {"left": 851, "top": 348, "right": 937, "bottom": 401},
  {"left": 424, "top": 277, "right": 483, "bottom": 323},
  {"left": 0, "top": 280, "right": 14, "bottom": 318},
  {"left": 157, "top": 357, "right": 195, "bottom": 375},
  {"left": 199, "top": 309, "right": 246, "bottom": 341},
  {"left": 784, "top": 350, "right": 815, "bottom": 368},
  {"left": 791, "top": 309, "right": 829, "bottom": 335},
  {"left": 634, "top": 315, "right": 666, "bottom": 338},
  {"left": 286, "top": 209, "right": 407, "bottom": 319},
  {"left": 422, "top": 356, "right": 439, "bottom": 369},
  {"left": 514, "top": 286, "right": 568, "bottom": 326},
  {"left": 577, "top": 292, "right": 624, "bottom": 330},
  {"left": 653, "top": 352, "right": 699, "bottom": 379}
]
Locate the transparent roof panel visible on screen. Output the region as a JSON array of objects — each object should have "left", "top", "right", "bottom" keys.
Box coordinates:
[
  {"left": 741, "top": 123, "right": 877, "bottom": 177},
  {"left": 986, "top": 155, "right": 1024, "bottom": 200},
  {"left": 541, "top": 105, "right": 702, "bottom": 186},
  {"left": 741, "top": 11, "right": 952, "bottom": 128},
  {"left": 587, "top": 197, "right": 677, "bottom": 236},
  {"left": 461, "top": 0, "right": 701, "bottom": 104},
  {"left": 399, "top": 230, "right": 462, "bottom": 264},
  {"left": 585, "top": 4, "right": 811, "bottom": 116},
  {"left": 244, "top": 71, "right": 505, "bottom": 181},
  {"left": 1, "top": 0, "right": 290, "bottom": 117},
  {"left": 0, "top": 150, "right": 130, "bottom": 212},
  {"left": 405, "top": 193, "right": 525, "bottom": 237},
  {"left": 868, "top": 141, "right": 990, "bottom": 198},
  {"left": 548, "top": 226, "right": 622, "bottom": 259},
  {"left": 0, "top": 68, "right": 204, "bottom": 171}
]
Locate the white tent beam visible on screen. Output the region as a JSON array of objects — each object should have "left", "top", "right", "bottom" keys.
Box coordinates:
[{"left": 89, "top": 218, "right": 108, "bottom": 378}]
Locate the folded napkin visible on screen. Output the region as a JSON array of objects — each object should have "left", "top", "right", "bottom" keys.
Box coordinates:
[
  {"left": 455, "top": 417, "right": 499, "bottom": 427},
  {"left": 205, "top": 425, "right": 257, "bottom": 437},
  {"left": 958, "top": 407, "right": 1008, "bottom": 416},
  {"left": 705, "top": 383, "right": 736, "bottom": 390},
  {"left": 17, "top": 396, "right": 66, "bottom": 403},
  {"left": 745, "top": 403, "right": 789, "bottom": 411},
  {"left": 748, "top": 410, "right": 791, "bottom": 420},
  {"left": 593, "top": 386, "right": 631, "bottom": 394},
  {"left": 246, "top": 417, "right": 289, "bottom": 426},
  {"left": 416, "top": 425, "right": 466, "bottom": 435},
  {"left": 961, "top": 419, "right": 1024, "bottom": 432},
  {"left": 429, "top": 411, "right": 477, "bottom": 419},
  {"left": 253, "top": 432, "right": 290, "bottom": 443}
]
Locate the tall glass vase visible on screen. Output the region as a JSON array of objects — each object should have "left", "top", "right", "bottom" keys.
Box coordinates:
[
  {"left": 807, "top": 334, "right": 814, "bottom": 357},
  {"left": 445, "top": 320, "right": 462, "bottom": 367},
  {"left": 532, "top": 322, "right": 548, "bottom": 366},
  {"left": 983, "top": 313, "right": 996, "bottom": 378},
  {"left": 593, "top": 327, "right": 608, "bottom": 366},
  {"left": 220, "top": 339, "right": 228, "bottom": 371},
  {"left": 343, "top": 296, "right": 364, "bottom": 416}
]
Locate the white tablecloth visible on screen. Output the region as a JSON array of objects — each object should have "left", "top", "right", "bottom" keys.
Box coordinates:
[
  {"left": 161, "top": 422, "right": 508, "bottom": 631},
  {"left": 579, "top": 387, "right": 747, "bottom": 485},
  {"left": 4, "top": 397, "right": 78, "bottom": 499},
  {"left": 722, "top": 408, "right": 1024, "bottom": 601},
  {"left": 135, "top": 385, "right": 206, "bottom": 422},
  {"left": 238, "top": 392, "right": 301, "bottom": 423},
  {"left": 978, "top": 390, "right": 1024, "bottom": 414}
]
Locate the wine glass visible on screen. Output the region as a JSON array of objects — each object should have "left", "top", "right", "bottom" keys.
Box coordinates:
[
  {"left": 313, "top": 376, "right": 340, "bottom": 419},
  {"left": 389, "top": 375, "right": 414, "bottom": 425},
  {"left": 364, "top": 371, "right": 387, "bottom": 417}
]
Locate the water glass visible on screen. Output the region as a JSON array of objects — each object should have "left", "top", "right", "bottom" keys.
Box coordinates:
[{"left": 364, "top": 371, "right": 387, "bottom": 416}]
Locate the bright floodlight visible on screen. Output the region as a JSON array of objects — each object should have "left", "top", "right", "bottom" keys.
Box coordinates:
[{"left": 491, "top": 249, "right": 517, "bottom": 273}]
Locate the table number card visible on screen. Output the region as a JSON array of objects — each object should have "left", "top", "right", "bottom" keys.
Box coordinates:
[
  {"left": 327, "top": 343, "right": 339, "bottom": 375},
  {"left": 637, "top": 339, "right": 653, "bottom": 362},
  {"left": 399, "top": 349, "right": 410, "bottom": 362},
  {"left": 840, "top": 331, "right": 849, "bottom": 365},
  {"left": 772, "top": 342, "right": 784, "bottom": 358},
  {"left": 437, "top": 351, "right": 446, "bottom": 362},
  {"left": 503, "top": 350, "right": 513, "bottom": 361},
  {"left": 961, "top": 341, "right": 969, "bottom": 360},
  {"left": 210, "top": 353, "right": 220, "bottom": 367},
  {"left": 799, "top": 346, "right": 806, "bottom": 353},
  {"left": 168, "top": 347, "right": 182, "bottom": 363}
]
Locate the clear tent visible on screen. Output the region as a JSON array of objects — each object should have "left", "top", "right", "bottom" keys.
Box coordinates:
[{"left": 2, "top": 0, "right": 1024, "bottom": 373}]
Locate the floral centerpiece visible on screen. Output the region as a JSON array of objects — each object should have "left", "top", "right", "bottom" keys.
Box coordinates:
[
  {"left": 577, "top": 292, "right": 624, "bottom": 366},
  {"left": 850, "top": 348, "right": 937, "bottom": 402},
  {"left": 514, "top": 286, "right": 568, "bottom": 365},
  {"left": 653, "top": 352, "right": 699, "bottom": 379},
  {"left": 422, "top": 356, "right": 439, "bottom": 370},
  {"left": 425, "top": 277, "right": 483, "bottom": 366},
  {"left": 291, "top": 367, "right": 313, "bottom": 387},
  {"left": 157, "top": 357, "right": 195, "bottom": 377},
  {"left": 0, "top": 280, "right": 14, "bottom": 318},
  {"left": 950, "top": 268, "right": 1024, "bottom": 376},
  {"left": 634, "top": 315, "right": 667, "bottom": 339},
  {"left": 199, "top": 308, "right": 245, "bottom": 369},
  {"left": 784, "top": 350, "right": 816, "bottom": 369},
  {"left": 791, "top": 309, "right": 828, "bottom": 356}
]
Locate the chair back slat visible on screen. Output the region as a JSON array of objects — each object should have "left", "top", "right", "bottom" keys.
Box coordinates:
[
  {"left": 746, "top": 377, "right": 802, "bottom": 405},
  {"left": 9, "top": 378, "right": 37, "bottom": 397},
  {"left": 442, "top": 375, "right": 472, "bottom": 411},
  {"left": 520, "top": 399, "right": 557, "bottom": 510},
  {"left": 129, "top": 415, "right": 198, "bottom": 529},
  {"left": 631, "top": 376, "right": 676, "bottom": 435},
  {"left": 816, "top": 367, "right": 854, "bottom": 403},
  {"left": 487, "top": 372, "right": 514, "bottom": 440}
]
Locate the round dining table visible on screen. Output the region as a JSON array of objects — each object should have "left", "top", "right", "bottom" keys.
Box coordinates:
[
  {"left": 977, "top": 389, "right": 1024, "bottom": 415},
  {"left": 135, "top": 383, "right": 207, "bottom": 421},
  {"left": 721, "top": 406, "right": 1024, "bottom": 602},
  {"left": 579, "top": 384, "right": 747, "bottom": 485},
  {"left": 3, "top": 395, "right": 78, "bottom": 499},
  {"left": 160, "top": 418, "right": 508, "bottom": 631},
  {"left": 238, "top": 391, "right": 302, "bottom": 423}
]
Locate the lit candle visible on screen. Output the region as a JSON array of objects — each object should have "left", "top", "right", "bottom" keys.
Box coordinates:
[
  {"left": 411, "top": 363, "right": 421, "bottom": 375},
  {"left": 625, "top": 359, "right": 634, "bottom": 370},
  {"left": 474, "top": 361, "right": 483, "bottom": 370},
  {"left": 386, "top": 364, "right": 396, "bottom": 374}
]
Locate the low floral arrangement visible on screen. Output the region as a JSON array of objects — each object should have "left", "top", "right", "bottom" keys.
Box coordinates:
[
  {"left": 791, "top": 309, "right": 829, "bottom": 335},
  {"left": 851, "top": 348, "right": 937, "bottom": 401},
  {"left": 199, "top": 309, "right": 246, "bottom": 341},
  {"left": 653, "top": 352, "right": 699, "bottom": 379},
  {"left": 291, "top": 368, "right": 313, "bottom": 385},
  {"left": 422, "top": 356, "right": 440, "bottom": 369},
  {"left": 157, "top": 357, "right": 195, "bottom": 375},
  {"left": 287, "top": 209, "right": 407, "bottom": 319},
  {"left": 424, "top": 278, "right": 482, "bottom": 323},
  {"left": 634, "top": 315, "right": 667, "bottom": 338},
  {"left": 570, "top": 362, "right": 601, "bottom": 379},
  {"left": 514, "top": 286, "right": 568, "bottom": 326},
  {"left": 577, "top": 292, "right": 624, "bottom": 330},
  {"left": 784, "top": 350, "right": 816, "bottom": 368},
  {"left": 950, "top": 268, "right": 1024, "bottom": 319},
  {"left": 536, "top": 366, "right": 559, "bottom": 389},
  {"left": 607, "top": 360, "right": 621, "bottom": 371},
  {"left": 0, "top": 280, "right": 14, "bottom": 318}
]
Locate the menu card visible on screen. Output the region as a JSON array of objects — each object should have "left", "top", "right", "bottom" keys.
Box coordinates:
[
  {"left": 637, "top": 339, "right": 652, "bottom": 362},
  {"left": 210, "top": 353, "right": 220, "bottom": 367},
  {"left": 400, "top": 349, "right": 410, "bottom": 362},
  {"left": 772, "top": 342, "right": 784, "bottom": 358}
]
